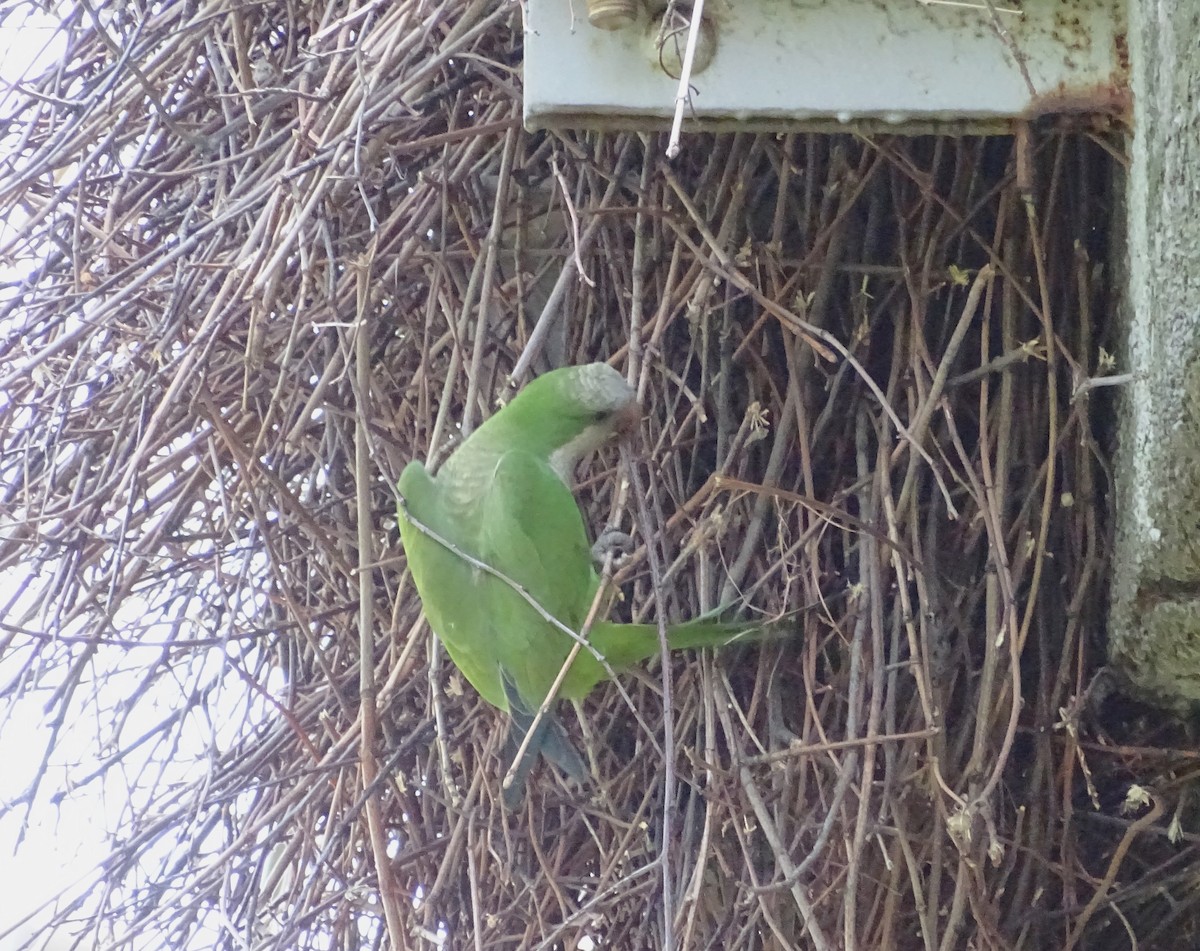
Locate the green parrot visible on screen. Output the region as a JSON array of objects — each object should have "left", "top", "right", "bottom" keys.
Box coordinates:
[{"left": 397, "top": 363, "right": 761, "bottom": 804}]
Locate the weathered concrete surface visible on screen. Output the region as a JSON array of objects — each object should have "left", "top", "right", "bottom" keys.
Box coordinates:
[{"left": 1110, "top": 3, "right": 1200, "bottom": 705}]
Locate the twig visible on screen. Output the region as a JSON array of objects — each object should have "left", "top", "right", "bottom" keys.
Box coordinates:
[{"left": 665, "top": 0, "right": 707, "bottom": 160}]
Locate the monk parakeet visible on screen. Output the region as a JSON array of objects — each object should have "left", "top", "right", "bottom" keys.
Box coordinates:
[{"left": 397, "top": 363, "right": 760, "bottom": 804}]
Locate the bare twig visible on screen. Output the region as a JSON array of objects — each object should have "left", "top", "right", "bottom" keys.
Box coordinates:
[{"left": 0, "top": 13, "right": 1138, "bottom": 947}]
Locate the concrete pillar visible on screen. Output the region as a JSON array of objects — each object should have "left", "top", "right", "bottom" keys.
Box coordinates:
[{"left": 1110, "top": 3, "right": 1200, "bottom": 705}]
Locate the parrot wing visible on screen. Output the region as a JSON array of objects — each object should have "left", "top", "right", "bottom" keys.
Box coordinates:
[
  {"left": 400, "top": 454, "right": 590, "bottom": 802},
  {"left": 475, "top": 448, "right": 601, "bottom": 798},
  {"left": 397, "top": 459, "right": 508, "bottom": 709},
  {"left": 474, "top": 447, "right": 600, "bottom": 711},
  {"left": 500, "top": 670, "right": 587, "bottom": 807}
]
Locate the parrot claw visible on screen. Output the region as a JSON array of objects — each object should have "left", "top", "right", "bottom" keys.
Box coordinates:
[{"left": 591, "top": 526, "right": 635, "bottom": 569}]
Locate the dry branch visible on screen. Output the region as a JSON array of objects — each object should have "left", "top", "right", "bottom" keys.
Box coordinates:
[{"left": 0, "top": 3, "right": 1181, "bottom": 950}]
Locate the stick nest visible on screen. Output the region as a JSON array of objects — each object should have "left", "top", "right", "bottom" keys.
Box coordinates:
[{"left": 0, "top": 2, "right": 1189, "bottom": 950}]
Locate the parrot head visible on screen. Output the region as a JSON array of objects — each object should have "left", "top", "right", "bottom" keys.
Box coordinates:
[
  {"left": 541, "top": 363, "right": 640, "bottom": 482},
  {"left": 434, "top": 362, "right": 641, "bottom": 509}
]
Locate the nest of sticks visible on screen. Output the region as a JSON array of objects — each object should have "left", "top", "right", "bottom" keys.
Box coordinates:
[{"left": 1, "top": 2, "right": 1192, "bottom": 949}]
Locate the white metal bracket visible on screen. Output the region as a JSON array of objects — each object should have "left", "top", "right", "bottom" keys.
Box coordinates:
[{"left": 524, "top": 0, "right": 1128, "bottom": 134}]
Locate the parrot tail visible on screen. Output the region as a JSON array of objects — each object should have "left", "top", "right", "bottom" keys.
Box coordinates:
[{"left": 589, "top": 612, "right": 790, "bottom": 674}]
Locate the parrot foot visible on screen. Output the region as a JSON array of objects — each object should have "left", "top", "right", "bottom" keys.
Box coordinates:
[{"left": 591, "top": 526, "right": 635, "bottom": 569}]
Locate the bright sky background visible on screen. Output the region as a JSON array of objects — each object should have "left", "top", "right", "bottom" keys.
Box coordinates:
[
  {"left": 0, "top": 7, "right": 107, "bottom": 948},
  {"left": 1, "top": 7, "right": 451, "bottom": 949},
  {"left": 0, "top": 11, "right": 385, "bottom": 949}
]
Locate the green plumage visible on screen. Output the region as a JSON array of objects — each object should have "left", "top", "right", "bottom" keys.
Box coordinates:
[{"left": 397, "top": 363, "right": 763, "bottom": 802}]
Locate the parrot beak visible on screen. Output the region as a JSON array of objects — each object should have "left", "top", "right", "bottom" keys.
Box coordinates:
[{"left": 612, "top": 398, "right": 642, "bottom": 439}]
